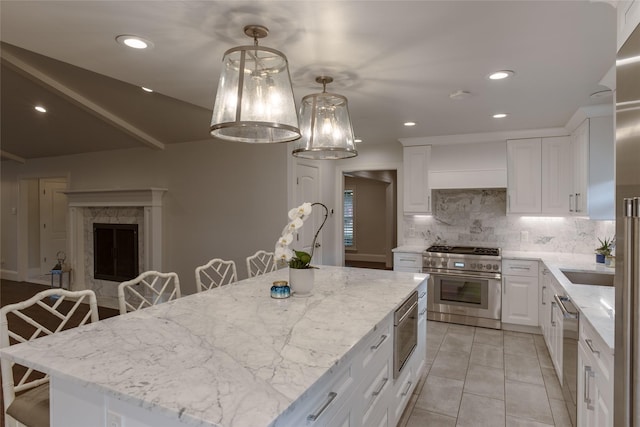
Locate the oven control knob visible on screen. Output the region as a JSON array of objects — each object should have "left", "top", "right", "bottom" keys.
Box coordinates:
[
  {"left": 441, "top": 261, "right": 447, "bottom": 267},
  {"left": 470, "top": 263, "right": 476, "bottom": 269},
  {"left": 430, "top": 260, "right": 436, "bottom": 267},
  {"left": 493, "top": 264, "right": 499, "bottom": 270},
  {"left": 478, "top": 264, "right": 483, "bottom": 269}
]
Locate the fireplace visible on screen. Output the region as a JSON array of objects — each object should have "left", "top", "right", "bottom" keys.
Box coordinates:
[
  {"left": 93, "top": 223, "right": 139, "bottom": 282},
  {"left": 63, "top": 188, "right": 166, "bottom": 308}
]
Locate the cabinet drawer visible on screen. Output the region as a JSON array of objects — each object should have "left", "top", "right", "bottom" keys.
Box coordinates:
[
  {"left": 393, "top": 253, "right": 422, "bottom": 269},
  {"left": 580, "top": 319, "right": 613, "bottom": 392},
  {"left": 502, "top": 259, "right": 539, "bottom": 277},
  {"left": 359, "top": 357, "right": 392, "bottom": 426},
  {"left": 284, "top": 361, "right": 356, "bottom": 426},
  {"left": 356, "top": 316, "right": 392, "bottom": 379}
]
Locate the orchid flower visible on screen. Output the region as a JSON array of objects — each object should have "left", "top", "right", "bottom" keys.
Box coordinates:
[{"left": 275, "top": 202, "right": 328, "bottom": 269}]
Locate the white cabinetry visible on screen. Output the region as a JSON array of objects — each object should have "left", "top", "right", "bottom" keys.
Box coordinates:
[
  {"left": 393, "top": 252, "right": 422, "bottom": 273},
  {"left": 540, "top": 265, "right": 563, "bottom": 380},
  {"left": 507, "top": 139, "right": 541, "bottom": 213},
  {"left": 542, "top": 137, "right": 572, "bottom": 214},
  {"left": 539, "top": 266, "right": 552, "bottom": 346},
  {"left": 618, "top": 0, "right": 640, "bottom": 50},
  {"left": 577, "top": 319, "right": 614, "bottom": 427},
  {"left": 403, "top": 146, "right": 431, "bottom": 214},
  {"left": 502, "top": 259, "right": 539, "bottom": 326},
  {"left": 507, "top": 137, "right": 570, "bottom": 215},
  {"left": 390, "top": 281, "right": 427, "bottom": 427},
  {"left": 569, "top": 117, "right": 614, "bottom": 219}
]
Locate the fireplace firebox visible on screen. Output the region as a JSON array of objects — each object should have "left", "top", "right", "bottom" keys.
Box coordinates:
[{"left": 93, "top": 223, "right": 139, "bottom": 282}]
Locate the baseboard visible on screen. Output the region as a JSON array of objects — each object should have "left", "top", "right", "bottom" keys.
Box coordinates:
[
  {"left": 0, "top": 269, "right": 19, "bottom": 281},
  {"left": 502, "top": 323, "right": 542, "bottom": 335},
  {"left": 345, "top": 253, "right": 387, "bottom": 263}
]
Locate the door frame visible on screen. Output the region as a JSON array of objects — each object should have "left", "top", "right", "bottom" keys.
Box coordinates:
[
  {"left": 333, "top": 162, "right": 403, "bottom": 267},
  {"left": 17, "top": 173, "right": 70, "bottom": 283}
]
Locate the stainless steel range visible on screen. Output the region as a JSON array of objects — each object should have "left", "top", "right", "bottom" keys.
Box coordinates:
[{"left": 424, "top": 245, "right": 502, "bottom": 329}]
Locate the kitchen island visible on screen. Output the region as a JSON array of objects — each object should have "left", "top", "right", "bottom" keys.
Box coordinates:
[{"left": 0, "top": 266, "right": 427, "bottom": 427}]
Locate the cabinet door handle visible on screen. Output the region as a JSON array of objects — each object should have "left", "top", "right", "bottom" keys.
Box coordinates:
[
  {"left": 541, "top": 286, "right": 547, "bottom": 305},
  {"left": 307, "top": 392, "right": 337, "bottom": 422},
  {"left": 508, "top": 195, "right": 511, "bottom": 211},
  {"left": 372, "top": 377, "right": 388, "bottom": 397},
  {"left": 503, "top": 277, "right": 506, "bottom": 295},
  {"left": 419, "top": 291, "right": 426, "bottom": 300},
  {"left": 509, "top": 266, "right": 531, "bottom": 271},
  {"left": 585, "top": 338, "right": 601, "bottom": 356},
  {"left": 551, "top": 301, "right": 556, "bottom": 326},
  {"left": 575, "top": 193, "right": 581, "bottom": 212},
  {"left": 569, "top": 194, "right": 574, "bottom": 212},
  {"left": 401, "top": 380, "right": 413, "bottom": 396},
  {"left": 371, "top": 334, "right": 388, "bottom": 350},
  {"left": 583, "top": 366, "right": 595, "bottom": 410},
  {"left": 399, "top": 258, "right": 416, "bottom": 262}
]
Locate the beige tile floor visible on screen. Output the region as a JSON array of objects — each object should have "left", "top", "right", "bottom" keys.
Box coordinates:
[{"left": 399, "top": 321, "right": 573, "bottom": 427}]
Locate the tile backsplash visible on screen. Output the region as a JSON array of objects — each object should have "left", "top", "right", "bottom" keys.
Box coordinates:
[{"left": 403, "top": 189, "right": 615, "bottom": 255}]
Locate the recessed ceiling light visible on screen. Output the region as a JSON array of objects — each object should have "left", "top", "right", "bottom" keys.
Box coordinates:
[
  {"left": 141, "top": 87, "right": 154, "bottom": 93},
  {"left": 404, "top": 122, "right": 416, "bottom": 127},
  {"left": 488, "top": 70, "right": 515, "bottom": 80},
  {"left": 493, "top": 113, "right": 508, "bottom": 118},
  {"left": 590, "top": 89, "right": 612, "bottom": 99},
  {"left": 34, "top": 105, "right": 47, "bottom": 113},
  {"left": 449, "top": 90, "right": 472, "bottom": 100},
  {"left": 116, "top": 35, "right": 153, "bottom": 49}
]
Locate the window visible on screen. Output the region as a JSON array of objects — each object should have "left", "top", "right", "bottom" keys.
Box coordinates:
[{"left": 344, "top": 189, "right": 355, "bottom": 247}]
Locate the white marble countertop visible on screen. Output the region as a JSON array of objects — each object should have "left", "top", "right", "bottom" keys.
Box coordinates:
[
  {"left": 503, "top": 251, "right": 615, "bottom": 353},
  {"left": 392, "top": 245, "right": 427, "bottom": 254},
  {"left": 0, "top": 266, "right": 427, "bottom": 427}
]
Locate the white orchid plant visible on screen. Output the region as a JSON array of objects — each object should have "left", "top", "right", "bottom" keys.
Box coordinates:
[{"left": 275, "top": 202, "right": 329, "bottom": 269}]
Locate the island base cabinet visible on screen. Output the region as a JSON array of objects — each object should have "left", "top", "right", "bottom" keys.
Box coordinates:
[{"left": 50, "top": 376, "right": 189, "bottom": 427}]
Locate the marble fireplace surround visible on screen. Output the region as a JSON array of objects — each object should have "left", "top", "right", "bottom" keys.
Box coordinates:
[{"left": 64, "top": 188, "right": 166, "bottom": 303}]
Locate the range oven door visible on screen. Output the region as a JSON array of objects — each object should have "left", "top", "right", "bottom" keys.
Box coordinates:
[{"left": 427, "top": 272, "right": 501, "bottom": 320}]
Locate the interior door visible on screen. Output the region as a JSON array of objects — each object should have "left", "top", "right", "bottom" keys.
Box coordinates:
[
  {"left": 39, "top": 178, "right": 68, "bottom": 274},
  {"left": 295, "top": 163, "right": 322, "bottom": 264}
]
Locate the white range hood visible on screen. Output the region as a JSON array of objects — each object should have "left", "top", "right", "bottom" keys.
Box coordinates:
[{"left": 429, "top": 141, "right": 507, "bottom": 189}]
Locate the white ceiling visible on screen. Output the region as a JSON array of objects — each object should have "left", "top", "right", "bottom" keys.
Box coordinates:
[{"left": 0, "top": 1, "right": 617, "bottom": 161}]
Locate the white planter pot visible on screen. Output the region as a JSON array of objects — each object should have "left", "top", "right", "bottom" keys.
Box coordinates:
[{"left": 289, "top": 268, "right": 314, "bottom": 296}]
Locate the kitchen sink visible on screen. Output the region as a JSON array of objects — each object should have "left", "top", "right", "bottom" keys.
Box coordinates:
[{"left": 560, "top": 270, "right": 615, "bottom": 287}]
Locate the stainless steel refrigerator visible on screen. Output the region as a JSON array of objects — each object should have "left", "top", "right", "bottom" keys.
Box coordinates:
[{"left": 614, "top": 22, "right": 640, "bottom": 427}]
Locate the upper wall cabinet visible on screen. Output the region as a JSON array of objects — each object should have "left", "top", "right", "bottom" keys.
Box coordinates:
[
  {"left": 507, "top": 138, "right": 542, "bottom": 213},
  {"left": 618, "top": 1, "right": 640, "bottom": 51},
  {"left": 403, "top": 145, "right": 431, "bottom": 214},
  {"left": 507, "top": 136, "right": 571, "bottom": 215},
  {"left": 569, "top": 117, "right": 615, "bottom": 220}
]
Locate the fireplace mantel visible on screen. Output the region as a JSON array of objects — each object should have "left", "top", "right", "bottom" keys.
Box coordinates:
[
  {"left": 65, "top": 188, "right": 166, "bottom": 296},
  {"left": 64, "top": 188, "right": 167, "bottom": 207}
]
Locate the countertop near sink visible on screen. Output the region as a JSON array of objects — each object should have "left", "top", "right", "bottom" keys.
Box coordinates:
[{"left": 503, "top": 251, "right": 615, "bottom": 353}]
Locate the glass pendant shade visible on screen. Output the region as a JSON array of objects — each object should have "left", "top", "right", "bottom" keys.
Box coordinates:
[
  {"left": 293, "top": 77, "right": 357, "bottom": 159},
  {"left": 210, "top": 26, "right": 300, "bottom": 143}
]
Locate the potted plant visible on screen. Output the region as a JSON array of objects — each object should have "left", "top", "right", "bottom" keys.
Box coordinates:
[
  {"left": 595, "top": 237, "right": 614, "bottom": 264},
  {"left": 275, "top": 202, "right": 328, "bottom": 296}
]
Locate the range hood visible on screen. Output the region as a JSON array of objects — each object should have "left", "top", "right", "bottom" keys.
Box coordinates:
[{"left": 429, "top": 141, "right": 507, "bottom": 189}]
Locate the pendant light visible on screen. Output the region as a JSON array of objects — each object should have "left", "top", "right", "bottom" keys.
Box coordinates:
[
  {"left": 210, "top": 25, "right": 300, "bottom": 143},
  {"left": 293, "top": 76, "right": 357, "bottom": 159}
]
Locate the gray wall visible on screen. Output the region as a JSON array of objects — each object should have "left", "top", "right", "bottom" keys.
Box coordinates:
[{"left": 1, "top": 138, "right": 289, "bottom": 294}]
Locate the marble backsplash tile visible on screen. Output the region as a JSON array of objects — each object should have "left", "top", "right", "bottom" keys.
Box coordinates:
[{"left": 404, "top": 189, "right": 615, "bottom": 255}]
